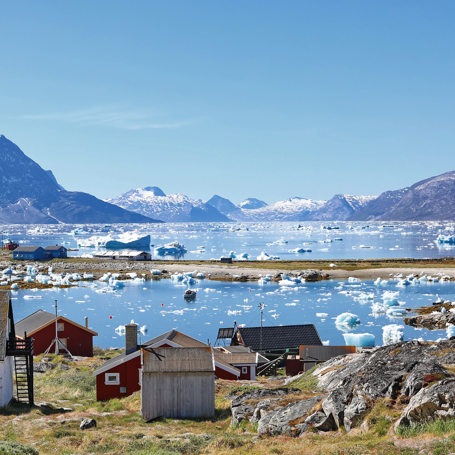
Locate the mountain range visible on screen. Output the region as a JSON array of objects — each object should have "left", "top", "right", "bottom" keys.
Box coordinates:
[
  {"left": 0, "top": 135, "right": 160, "bottom": 224},
  {"left": 2, "top": 134, "right": 455, "bottom": 224}
]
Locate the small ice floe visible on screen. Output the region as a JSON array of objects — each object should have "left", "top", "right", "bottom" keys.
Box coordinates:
[
  {"left": 139, "top": 325, "right": 148, "bottom": 335},
  {"left": 374, "top": 277, "right": 388, "bottom": 286},
  {"left": 382, "top": 324, "right": 404, "bottom": 345},
  {"left": 436, "top": 234, "right": 455, "bottom": 244},
  {"left": 397, "top": 279, "right": 411, "bottom": 287},
  {"left": 355, "top": 292, "right": 374, "bottom": 302},
  {"left": 335, "top": 312, "right": 361, "bottom": 331},
  {"left": 342, "top": 333, "right": 375, "bottom": 348},
  {"left": 316, "top": 313, "right": 329, "bottom": 318},
  {"left": 322, "top": 340, "right": 330, "bottom": 346},
  {"left": 386, "top": 307, "right": 407, "bottom": 317},
  {"left": 348, "top": 277, "right": 361, "bottom": 283},
  {"left": 257, "top": 251, "right": 280, "bottom": 261},
  {"left": 151, "top": 270, "right": 162, "bottom": 275},
  {"left": 382, "top": 291, "right": 400, "bottom": 307},
  {"left": 272, "top": 314, "right": 280, "bottom": 319},
  {"left": 197, "top": 272, "right": 205, "bottom": 278},
  {"left": 99, "top": 273, "right": 111, "bottom": 282},
  {"left": 289, "top": 248, "right": 312, "bottom": 253},
  {"left": 447, "top": 324, "right": 455, "bottom": 338},
  {"left": 329, "top": 263, "right": 337, "bottom": 268}
]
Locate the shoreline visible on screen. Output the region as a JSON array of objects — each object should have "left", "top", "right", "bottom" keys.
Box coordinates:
[{"left": 2, "top": 258, "right": 455, "bottom": 285}]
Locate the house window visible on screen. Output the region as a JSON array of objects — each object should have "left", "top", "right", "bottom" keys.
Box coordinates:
[
  {"left": 105, "top": 373, "right": 120, "bottom": 385},
  {"left": 57, "top": 323, "right": 64, "bottom": 332},
  {"left": 242, "top": 367, "right": 248, "bottom": 374}
]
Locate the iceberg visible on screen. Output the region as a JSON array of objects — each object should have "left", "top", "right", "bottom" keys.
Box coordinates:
[
  {"left": 154, "top": 241, "right": 187, "bottom": 256},
  {"left": 447, "top": 325, "right": 455, "bottom": 338},
  {"left": 382, "top": 324, "right": 404, "bottom": 345},
  {"left": 382, "top": 291, "right": 400, "bottom": 307},
  {"left": 257, "top": 251, "right": 280, "bottom": 261},
  {"left": 342, "top": 333, "right": 375, "bottom": 348},
  {"left": 436, "top": 234, "right": 455, "bottom": 244},
  {"left": 80, "top": 232, "right": 151, "bottom": 250},
  {"left": 335, "top": 312, "right": 361, "bottom": 331},
  {"left": 348, "top": 277, "right": 361, "bottom": 283},
  {"left": 151, "top": 269, "right": 162, "bottom": 275},
  {"left": 386, "top": 307, "right": 407, "bottom": 317}
]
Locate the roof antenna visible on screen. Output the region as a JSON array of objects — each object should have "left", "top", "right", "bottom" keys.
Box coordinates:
[{"left": 258, "top": 302, "right": 266, "bottom": 351}]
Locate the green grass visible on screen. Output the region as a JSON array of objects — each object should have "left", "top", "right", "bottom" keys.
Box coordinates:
[
  {"left": 0, "top": 441, "right": 39, "bottom": 455},
  {"left": 396, "top": 417, "right": 455, "bottom": 437},
  {"left": 291, "top": 366, "right": 320, "bottom": 391}
]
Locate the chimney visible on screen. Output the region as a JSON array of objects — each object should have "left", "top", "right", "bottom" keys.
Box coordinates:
[
  {"left": 125, "top": 323, "right": 138, "bottom": 354},
  {"left": 85, "top": 317, "right": 88, "bottom": 328}
]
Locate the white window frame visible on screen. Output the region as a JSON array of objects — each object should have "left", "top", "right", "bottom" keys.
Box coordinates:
[
  {"left": 105, "top": 373, "right": 120, "bottom": 385},
  {"left": 241, "top": 367, "right": 248, "bottom": 374},
  {"left": 57, "top": 322, "right": 64, "bottom": 332}
]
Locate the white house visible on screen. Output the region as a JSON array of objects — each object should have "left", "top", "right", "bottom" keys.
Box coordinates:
[{"left": 0, "top": 291, "right": 15, "bottom": 407}]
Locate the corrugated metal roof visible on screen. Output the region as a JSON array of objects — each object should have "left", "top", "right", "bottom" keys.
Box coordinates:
[
  {"left": 142, "top": 347, "right": 214, "bottom": 373},
  {"left": 237, "top": 324, "right": 322, "bottom": 351},
  {"left": 45, "top": 246, "right": 66, "bottom": 251}
]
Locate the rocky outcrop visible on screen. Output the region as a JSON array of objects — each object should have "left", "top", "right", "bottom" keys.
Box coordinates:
[
  {"left": 395, "top": 379, "right": 455, "bottom": 430},
  {"left": 232, "top": 340, "right": 455, "bottom": 437},
  {"left": 405, "top": 308, "right": 455, "bottom": 330}
]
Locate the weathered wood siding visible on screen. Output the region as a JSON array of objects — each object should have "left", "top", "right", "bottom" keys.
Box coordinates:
[{"left": 141, "top": 371, "right": 215, "bottom": 420}]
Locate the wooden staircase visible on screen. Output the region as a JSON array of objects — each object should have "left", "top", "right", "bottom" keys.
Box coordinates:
[{"left": 7, "top": 338, "right": 34, "bottom": 406}]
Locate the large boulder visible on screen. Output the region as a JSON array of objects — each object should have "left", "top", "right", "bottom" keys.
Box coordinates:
[
  {"left": 395, "top": 379, "right": 455, "bottom": 430},
  {"left": 344, "top": 393, "right": 370, "bottom": 431},
  {"left": 258, "top": 395, "right": 324, "bottom": 436}
]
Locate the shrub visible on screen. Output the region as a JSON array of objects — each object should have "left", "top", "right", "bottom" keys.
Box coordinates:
[{"left": 0, "top": 441, "right": 39, "bottom": 455}]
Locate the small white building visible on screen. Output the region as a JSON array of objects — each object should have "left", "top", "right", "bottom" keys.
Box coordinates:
[
  {"left": 141, "top": 347, "right": 215, "bottom": 421},
  {"left": 0, "top": 291, "right": 15, "bottom": 407}
]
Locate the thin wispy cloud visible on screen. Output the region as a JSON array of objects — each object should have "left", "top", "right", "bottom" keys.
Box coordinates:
[{"left": 20, "top": 107, "right": 189, "bottom": 130}]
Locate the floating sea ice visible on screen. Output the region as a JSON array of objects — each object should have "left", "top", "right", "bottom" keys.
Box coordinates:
[
  {"left": 371, "top": 302, "right": 388, "bottom": 314},
  {"left": 322, "top": 340, "right": 330, "bottom": 346},
  {"left": 139, "top": 325, "right": 148, "bottom": 335},
  {"left": 374, "top": 277, "right": 388, "bottom": 286},
  {"left": 316, "top": 313, "right": 329, "bottom": 317},
  {"left": 272, "top": 314, "right": 280, "bottom": 319},
  {"left": 151, "top": 270, "right": 162, "bottom": 275},
  {"left": 386, "top": 307, "right": 407, "bottom": 317},
  {"left": 236, "top": 252, "right": 249, "bottom": 260},
  {"left": 382, "top": 291, "right": 400, "bottom": 307},
  {"left": 99, "top": 273, "right": 111, "bottom": 282},
  {"left": 257, "top": 251, "right": 279, "bottom": 261},
  {"left": 23, "top": 276, "right": 34, "bottom": 283},
  {"left": 170, "top": 273, "right": 184, "bottom": 281},
  {"left": 197, "top": 273, "right": 205, "bottom": 278},
  {"left": 436, "top": 234, "right": 455, "bottom": 244},
  {"left": 447, "top": 325, "right": 455, "bottom": 338},
  {"left": 11, "top": 283, "right": 18, "bottom": 290},
  {"left": 356, "top": 292, "right": 374, "bottom": 301},
  {"left": 343, "top": 333, "right": 375, "bottom": 348},
  {"left": 348, "top": 277, "right": 361, "bottom": 283},
  {"left": 115, "top": 325, "right": 126, "bottom": 334},
  {"left": 382, "top": 324, "right": 404, "bottom": 345},
  {"left": 83, "top": 273, "right": 94, "bottom": 279},
  {"left": 335, "top": 312, "right": 361, "bottom": 331},
  {"left": 397, "top": 279, "right": 411, "bottom": 287}
]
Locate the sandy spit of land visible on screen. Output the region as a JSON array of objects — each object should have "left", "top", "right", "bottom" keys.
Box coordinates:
[{"left": 1, "top": 260, "right": 455, "bottom": 282}]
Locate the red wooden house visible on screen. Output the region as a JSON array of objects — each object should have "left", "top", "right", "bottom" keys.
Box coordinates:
[
  {"left": 15, "top": 310, "right": 98, "bottom": 357},
  {"left": 93, "top": 326, "right": 265, "bottom": 401}
]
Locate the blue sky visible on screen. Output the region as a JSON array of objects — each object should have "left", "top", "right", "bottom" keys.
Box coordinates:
[{"left": 1, "top": 1, "right": 454, "bottom": 204}]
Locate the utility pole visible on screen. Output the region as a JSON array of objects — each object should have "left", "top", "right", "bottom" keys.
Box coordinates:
[
  {"left": 43, "top": 300, "right": 73, "bottom": 359},
  {"left": 258, "top": 302, "right": 266, "bottom": 351}
]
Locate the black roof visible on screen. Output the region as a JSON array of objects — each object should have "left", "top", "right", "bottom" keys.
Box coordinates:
[
  {"left": 0, "top": 291, "right": 14, "bottom": 361},
  {"left": 236, "top": 324, "right": 322, "bottom": 351},
  {"left": 13, "top": 246, "right": 45, "bottom": 253},
  {"left": 15, "top": 310, "right": 55, "bottom": 337},
  {"left": 45, "top": 245, "right": 66, "bottom": 251}
]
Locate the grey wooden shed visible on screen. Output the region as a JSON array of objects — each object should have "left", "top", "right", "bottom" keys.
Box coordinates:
[{"left": 141, "top": 347, "right": 215, "bottom": 421}]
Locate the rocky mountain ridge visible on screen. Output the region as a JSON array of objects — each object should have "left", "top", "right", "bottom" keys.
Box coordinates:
[{"left": 0, "top": 135, "right": 159, "bottom": 224}]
